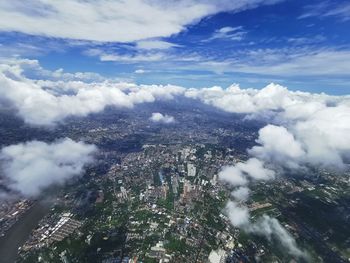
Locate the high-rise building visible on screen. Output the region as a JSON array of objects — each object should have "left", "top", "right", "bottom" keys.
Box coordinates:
[{"left": 187, "top": 163, "right": 196, "bottom": 177}]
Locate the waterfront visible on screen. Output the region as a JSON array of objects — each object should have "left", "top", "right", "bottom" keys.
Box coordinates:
[{"left": 0, "top": 202, "right": 50, "bottom": 263}]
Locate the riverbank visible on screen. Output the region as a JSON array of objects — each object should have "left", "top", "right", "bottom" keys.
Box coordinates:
[{"left": 0, "top": 201, "right": 50, "bottom": 263}]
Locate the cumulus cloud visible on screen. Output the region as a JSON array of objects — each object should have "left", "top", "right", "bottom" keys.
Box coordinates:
[
  {"left": 1, "top": 59, "right": 349, "bottom": 170},
  {"left": 0, "top": 0, "right": 282, "bottom": 42},
  {"left": 293, "top": 105, "right": 350, "bottom": 167},
  {"left": 0, "top": 59, "right": 184, "bottom": 125},
  {"left": 189, "top": 81, "right": 346, "bottom": 120},
  {"left": 220, "top": 156, "right": 306, "bottom": 258},
  {"left": 225, "top": 200, "right": 307, "bottom": 258},
  {"left": 249, "top": 125, "right": 305, "bottom": 168},
  {"left": 185, "top": 83, "right": 284, "bottom": 113},
  {"left": 250, "top": 111, "right": 350, "bottom": 169},
  {"left": 0, "top": 138, "right": 96, "bottom": 197},
  {"left": 219, "top": 165, "right": 248, "bottom": 186},
  {"left": 187, "top": 82, "right": 350, "bottom": 169},
  {"left": 231, "top": 186, "right": 250, "bottom": 201},
  {"left": 217, "top": 86, "right": 349, "bottom": 258},
  {"left": 185, "top": 83, "right": 326, "bottom": 114},
  {"left": 150, "top": 112, "right": 175, "bottom": 124},
  {"left": 219, "top": 158, "right": 275, "bottom": 185},
  {"left": 236, "top": 158, "right": 276, "bottom": 180},
  {"left": 225, "top": 200, "right": 250, "bottom": 227},
  {"left": 247, "top": 215, "right": 308, "bottom": 259}
]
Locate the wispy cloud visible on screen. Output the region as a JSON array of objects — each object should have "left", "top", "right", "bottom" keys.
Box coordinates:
[
  {"left": 136, "top": 40, "right": 180, "bottom": 50},
  {"left": 84, "top": 48, "right": 167, "bottom": 63},
  {"left": 0, "top": 0, "right": 280, "bottom": 42},
  {"left": 204, "top": 26, "right": 247, "bottom": 42},
  {"left": 231, "top": 48, "right": 350, "bottom": 76},
  {"left": 175, "top": 47, "right": 350, "bottom": 77},
  {"left": 287, "top": 35, "right": 326, "bottom": 45},
  {"left": 299, "top": 1, "right": 350, "bottom": 21},
  {"left": 134, "top": 69, "right": 148, "bottom": 74}
]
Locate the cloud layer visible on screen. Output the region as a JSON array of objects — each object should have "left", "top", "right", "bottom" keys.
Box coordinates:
[
  {"left": 1, "top": 59, "right": 349, "bottom": 171},
  {"left": 185, "top": 83, "right": 327, "bottom": 114},
  {"left": 0, "top": 54, "right": 347, "bottom": 260},
  {"left": 250, "top": 113, "right": 350, "bottom": 169},
  {"left": 0, "top": 138, "right": 96, "bottom": 197},
  {"left": 0, "top": 59, "right": 184, "bottom": 125},
  {"left": 0, "top": 0, "right": 280, "bottom": 42},
  {"left": 187, "top": 83, "right": 350, "bottom": 169}
]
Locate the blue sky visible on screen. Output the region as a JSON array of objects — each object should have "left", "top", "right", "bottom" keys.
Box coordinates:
[{"left": 0, "top": 0, "right": 350, "bottom": 94}]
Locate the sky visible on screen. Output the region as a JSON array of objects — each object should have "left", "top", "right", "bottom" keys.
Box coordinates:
[{"left": 0, "top": 0, "right": 350, "bottom": 94}]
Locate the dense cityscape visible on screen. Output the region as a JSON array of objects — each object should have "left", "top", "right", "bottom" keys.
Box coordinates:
[{"left": 0, "top": 101, "right": 349, "bottom": 263}]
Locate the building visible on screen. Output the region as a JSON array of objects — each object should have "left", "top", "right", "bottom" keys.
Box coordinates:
[
  {"left": 187, "top": 163, "right": 196, "bottom": 177},
  {"left": 47, "top": 213, "right": 82, "bottom": 243},
  {"left": 208, "top": 249, "right": 227, "bottom": 263}
]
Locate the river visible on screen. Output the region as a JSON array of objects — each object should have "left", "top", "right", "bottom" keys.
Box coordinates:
[{"left": 0, "top": 201, "right": 50, "bottom": 263}]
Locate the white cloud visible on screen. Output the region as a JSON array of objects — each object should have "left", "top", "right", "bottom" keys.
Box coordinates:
[
  {"left": 181, "top": 48, "right": 350, "bottom": 77},
  {"left": 231, "top": 186, "right": 250, "bottom": 201},
  {"left": 222, "top": 157, "right": 306, "bottom": 259},
  {"left": 219, "top": 158, "right": 275, "bottom": 185},
  {"left": 186, "top": 82, "right": 350, "bottom": 169},
  {"left": 234, "top": 50, "right": 350, "bottom": 76},
  {"left": 0, "top": 138, "right": 96, "bottom": 197},
  {"left": 219, "top": 165, "right": 248, "bottom": 186},
  {"left": 136, "top": 40, "right": 180, "bottom": 50},
  {"left": 0, "top": 57, "right": 107, "bottom": 82},
  {"left": 293, "top": 104, "right": 350, "bottom": 167},
  {"left": 299, "top": 2, "right": 350, "bottom": 21},
  {"left": 205, "top": 26, "right": 246, "bottom": 41},
  {"left": 249, "top": 125, "right": 305, "bottom": 168},
  {"left": 1, "top": 59, "right": 349, "bottom": 170},
  {"left": 247, "top": 215, "right": 308, "bottom": 259},
  {"left": 84, "top": 47, "right": 204, "bottom": 64},
  {"left": 185, "top": 83, "right": 310, "bottom": 114},
  {"left": 249, "top": 106, "right": 350, "bottom": 169},
  {"left": 324, "top": 3, "right": 350, "bottom": 21},
  {"left": 287, "top": 35, "right": 326, "bottom": 45},
  {"left": 202, "top": 82, "right": 349, "bottom": 261},
  {"left": 84, "top": 45, "right": 350, "bottom": 79},
  {"left": 225, "top": 201, "right": 307, "bottom": 258},
  {"left": 0, "top": 0, "right": 281, "bottom": 42},
  {"left": 236, "top": 158, "right": 276, "bottom": 181},
  {"left": 225, "top": 200, "right": 250, "bottom": 227},
  {"left": 0, "top": 59, "right": 184, "bottom": 125},
  {"left": 134, "top": 69, "right": 147, "bottom": 74},
  {"left": 150, "top": 112, "right": 175, "bottom": 124},
  {"left": 85, "top": 48, "right": 167, "bottom": 63}
]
